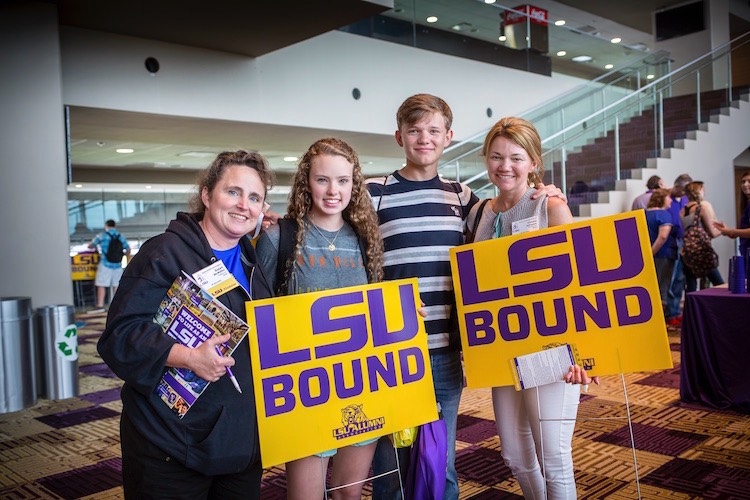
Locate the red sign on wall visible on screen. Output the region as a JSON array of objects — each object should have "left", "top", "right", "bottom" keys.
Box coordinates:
[{"left": 504, "top": 5, "right": 548, "bottom": 27}]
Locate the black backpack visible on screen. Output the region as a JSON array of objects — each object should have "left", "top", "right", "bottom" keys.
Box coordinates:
[{"left": 104, "top": 232, "right": 125, "bottom": 263}]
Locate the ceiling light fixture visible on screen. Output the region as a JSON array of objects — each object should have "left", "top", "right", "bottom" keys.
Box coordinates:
[
  {"left": 75, "top": 184, "right": 83, "bottom": 188},
  {"left": 426, "top": 16, "right": 438, "bottom": 23},
  {"left": 116, "top": 148, "right": 134, "bottom": 154},
  {"left": 283, "top": 156, "right": 298, "bottom": 162},
  {"left": 647, "top": 74, "right": 655, "bottom": 79},
  {"left": 611, "top": 37, "right": 622, "bottom": 44},
  {"left": 554, "top": 20, "right": 565, "bottom": 26},
  {"left": 498, "top": 35, "right": 507, "bottom": 41},
  {"left": 178, "top": 151, "right": 216, "bottom": 158},
  {"left": 484, "top": 0, "right": 496, "bottom": 3},
  {"left": 556, "top": 50, "right": 567, "bottom": 57},
  {"left": 605, "top": 64, "right": 614, "bottom": 69},
  {"left": 571, "top": 55, "right": 592, "bottom": 62},
  {"left": 145, "top": 185, "right": 152, "bottom": 189}
]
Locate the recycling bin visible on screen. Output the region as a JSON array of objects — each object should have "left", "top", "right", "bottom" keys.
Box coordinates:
[
  {"left": 0, "top": 297, "right": 37, "bottom": 414},
  {"left": 35, "top": 305, "right": 79, "bottom": 400}
]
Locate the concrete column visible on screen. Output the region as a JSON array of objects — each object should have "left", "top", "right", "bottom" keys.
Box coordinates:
[{"left": 0, "top": 2, "right": 73, "bottom": 306}]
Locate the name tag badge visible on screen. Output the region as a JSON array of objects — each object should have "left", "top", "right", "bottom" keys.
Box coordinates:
[
  {"left": 193, "top": 261, "right": 240, "bottom": 297},
  {"left": 512, "top": 216, "right": 539, "bottom": 235}
]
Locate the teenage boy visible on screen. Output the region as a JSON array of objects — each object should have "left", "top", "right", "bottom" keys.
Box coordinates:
[{"left": 367, "top": 94, "right": 562, "bottom": 499}]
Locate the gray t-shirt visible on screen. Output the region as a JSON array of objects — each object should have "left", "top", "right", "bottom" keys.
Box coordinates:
[
  {"left": 255, "top": 220, "right": 368, "bottom": 294},
  {"left": 468, "top": 187, "right": 548, "bottom": 242}
]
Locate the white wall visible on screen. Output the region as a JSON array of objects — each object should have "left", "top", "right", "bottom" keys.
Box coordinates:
[
  {"left": 60, "top": 28, "right": 585, "bottom": 141},
  {"left": 0, "top": 3, "right": 73, "bottom": 307}
]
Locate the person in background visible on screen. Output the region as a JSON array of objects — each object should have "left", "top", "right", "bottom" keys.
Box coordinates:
[
  {"left": 713, "top": 170, "right": 750, "bottom": 257},
  {"left": 680, "top": 180, "right": 725, "bottom": 292},
  {"left": 88, "top": 219, "right": 131, "bottom": 309},
  {"left": 631, "top": 175, "right": 666, "bottom": 210},
  {"left": 366, "top": 94, "right": 565, "bottom": 500},
  {"left": 255, "top": 138, "right": 384, "bottom": 500},
  {"left": 645, "top": 189, "right": 677, "bottom": 320},
  {"left": 466, "top": 116, "right": 596, "bottom": 499},
  {"left": 98, "top": 151, "right": 275, "bottom": 499},
  {"left": 665, "top": 174, "right": 692, "bottom": 326}
]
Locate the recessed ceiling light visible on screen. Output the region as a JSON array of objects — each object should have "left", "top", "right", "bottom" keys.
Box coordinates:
[
  {"left": 647, "top": 74, "right": 655, "bottom": 79},
  {"left": 283, "top": 156, "right": 298, "bottom": 162},
  {"left": 571, "top": 55, "right": 592, "bottom": 62},
  {"left": 145, "top": 185, "right": 152, "bottom": 189},
  {"left": 178, "top": 151, "right": 215, "bottom": 158},
  {"left": 556, "top": 50, "right": 567, "bottom": 57},
  {"left": 605, "top": 64, "right": 614, "bottom": 69},
  {"left": 554, "top": 20, "right": 565, "bottom": 26},
  {"left": 611, "top": 37, "right": 622, "bottom": 44},
  {"left": 426, "top": 16, "right": 438, "bottom": 23},
  {"left": 484, "top": 0, "right": 496, "bottom": 3},
  {"left": 451, "top": 24, "right": 462, "bottom": 31},
  {"left": 498, "top": 35, "right": 507, "bottom": 42},
  {"left": 116, "top": 148, "right": 134, "bottom": 154},
  {"left": 75, "top": 184, "right": 83, "bottom": 188}
]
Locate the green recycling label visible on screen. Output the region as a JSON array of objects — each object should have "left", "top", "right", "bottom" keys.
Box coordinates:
[{"left": 55, "top": 323, "right": 78, "bottom": 361}]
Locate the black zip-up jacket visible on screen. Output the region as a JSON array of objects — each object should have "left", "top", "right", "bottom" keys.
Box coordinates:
[{"left": 98, "top": 212, "right": 273, "bottom": 475}]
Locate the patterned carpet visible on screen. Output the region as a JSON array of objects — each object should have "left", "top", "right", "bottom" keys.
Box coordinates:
[{"left": 1, "top": 312, "right": 749, "bottom": 499}]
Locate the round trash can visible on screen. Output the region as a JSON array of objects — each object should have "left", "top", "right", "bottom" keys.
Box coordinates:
[
  {"left": 35, "top": 305, "right": 79, "bottom": 400},
  {"left": 0, "top": 297, "right": 37, "bottom": 414}
]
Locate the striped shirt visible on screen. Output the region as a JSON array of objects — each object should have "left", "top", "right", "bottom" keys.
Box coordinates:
[{"left": 367, "top": 171, "right": 478, "bottom": 351}]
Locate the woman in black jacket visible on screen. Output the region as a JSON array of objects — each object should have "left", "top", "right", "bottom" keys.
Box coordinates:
[{"left": 98, "top": 150, "right": 275, "bottom": 499}]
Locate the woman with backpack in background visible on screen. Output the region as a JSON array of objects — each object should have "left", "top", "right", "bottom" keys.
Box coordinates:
[
  {"left": 254, "top": 137, "right": 384, "bottom": 500},
  {"left": 680, "top": 181, "right": 725, "bottom": 292}
]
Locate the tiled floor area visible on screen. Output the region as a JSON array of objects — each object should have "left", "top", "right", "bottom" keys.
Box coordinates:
[{"left": 1, "top": 312, "right": 749, "bottom": 499}]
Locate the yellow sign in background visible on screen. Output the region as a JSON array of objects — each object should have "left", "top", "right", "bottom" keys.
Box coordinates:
[
  {"left": 246, "top": 278, "right": 438, "bottom": 468},
  {"left": 450, "top": 211, "right": 673, "bottom": 388},
  {"left": 71, "top": 252, "right": 98, "bottom": 281}
]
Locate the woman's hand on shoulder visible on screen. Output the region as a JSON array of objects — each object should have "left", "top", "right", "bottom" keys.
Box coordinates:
[{"left": 532, "top": 182, "right": 568, "bottom": 203}]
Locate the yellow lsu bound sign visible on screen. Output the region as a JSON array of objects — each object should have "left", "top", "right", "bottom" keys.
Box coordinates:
[
  {"left": 71, "top": 252, "right": 99, "bottom": 281},
  {"left": 246, "top": 278, "right": 438, "bottom": 468},
  {"left": 449, "top": 210, "right": 673, "bottom": 388}
]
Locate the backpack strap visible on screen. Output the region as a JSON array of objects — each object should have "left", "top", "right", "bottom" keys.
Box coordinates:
[
  {"left": 276, "top": 218, "right": 298, "bottom": 295},
  {"left": 465, "top": 199, "right": 490, "bottom": 244}
]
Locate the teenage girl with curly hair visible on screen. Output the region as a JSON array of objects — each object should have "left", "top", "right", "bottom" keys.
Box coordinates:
[{"left": 255, "top": 137, "right": 383, "bottom": 499}]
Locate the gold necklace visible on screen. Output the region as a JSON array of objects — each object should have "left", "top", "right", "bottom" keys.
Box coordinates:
[{"left": 309, "top": 220, "right": 343, "bottom": 251}]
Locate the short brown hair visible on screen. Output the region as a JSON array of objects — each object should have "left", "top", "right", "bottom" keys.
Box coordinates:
[
  {"left": 647, "top": 188, "right": 670, "bottom": 208},
  {"left": 396, "top": 94, "right": 453, "bottom": 131},
  {"left": 189, "top": 150, "right": 275, "bottom": 217}
]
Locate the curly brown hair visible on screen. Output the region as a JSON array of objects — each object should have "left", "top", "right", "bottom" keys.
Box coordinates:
[
  {"left": 647, "top": 188, "right": 670, "bottom": 208},
  {"left": 283, "top": 138, "right": 383, "bottom": 286}
]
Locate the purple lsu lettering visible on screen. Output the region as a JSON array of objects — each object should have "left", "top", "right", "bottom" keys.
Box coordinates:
[
  {"left": 455, "top": 217, "right": 652, "bottom": 345},
  {"left": 255, "top": 283, "right": 426, "bottom": 417}
]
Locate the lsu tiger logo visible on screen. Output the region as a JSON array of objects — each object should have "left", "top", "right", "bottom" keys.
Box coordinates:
[
  {"left": 341, "top": 404, "right": 367, "bottom": 428},
  {"left": 332, "top": 404, "right": 385, "bottom": 440}
]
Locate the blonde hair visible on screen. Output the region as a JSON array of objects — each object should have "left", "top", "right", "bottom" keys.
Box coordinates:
[
  {"left": 482, "top": 117, "right": 543, "bottom": 187},
  {"left": 283, "top": 138, "right": 383, "bottom": 286}
]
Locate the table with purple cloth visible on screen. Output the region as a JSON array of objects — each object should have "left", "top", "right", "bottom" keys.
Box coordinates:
[{"left": 680, "top": 288, "right": 750, "bottom": 413}]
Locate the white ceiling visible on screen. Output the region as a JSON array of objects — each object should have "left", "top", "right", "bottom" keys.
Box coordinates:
[{"left": 63, "top": 0, "right": 687, "bottom": 195}]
